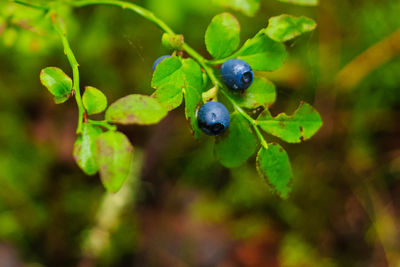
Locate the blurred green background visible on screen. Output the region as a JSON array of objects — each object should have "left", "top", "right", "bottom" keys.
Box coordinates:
[{"left": 1, "top": 0, "right": 400, "bottom": 266}]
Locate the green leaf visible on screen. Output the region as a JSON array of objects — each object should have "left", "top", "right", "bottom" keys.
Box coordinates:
[
  {"left": 265, "top": 15, "right": 317, "bottom": 42},
  {"left": 73, "top": 123, "right": 102, "bottom": 175},
  {"left": 257, "top": 102, "right": 322, "bottom": 143},
  {"left": 215, "top": 114, "right": 258, "bottom": 168},
  {"left": 152, "top": 56, "right": 184, "bottom": 110},
  {"left": 152, "top": 57, "right": 203, "bottom": 112},
  {"left": 276, "top": 0, "right": 318, "bottom": 6},
  {"left": 96, "top": 131, "right": 133, "bottom": 193},
  {"left": 205, "top": 13, "right": 240, "bottom": 59},
  {"left": 40, "top": 67, "right": 73, "bottom": 104},
  {"left": 82, "top": 86, "right": 108, "bottom": 115},
  {"left": 152, "top": 57, "right": 204, "bottom": 137},
  {"left": 256, "top": 143, "right": 293, "bottom": 199},
  {"left": 236, "top": 35, "right": 287, "bottom": 71},
  {"left": 182, "top": 59, "right": 204, "bottom": 138},
  {"left": 231, "top": 77, "right": 276, "bottom": 109},
  {"left": 212, "top": 0, "right": 260, "bottom": 16},
  {"left": 105, "top": 94, "right": 167, "bottom": 125}
]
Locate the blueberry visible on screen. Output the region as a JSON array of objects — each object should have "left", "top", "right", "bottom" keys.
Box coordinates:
[
  {"left": 152, "top": 55, "right": 171, "bottom": 71},
  {"left": 221, "top": 59, "right": 253, "bottom": 91},
  {"left": 197, "top": 101, "right": 230, "bottom": 136}
]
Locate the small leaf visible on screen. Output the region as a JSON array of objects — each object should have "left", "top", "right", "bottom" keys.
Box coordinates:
[
  {"left": 82, "top": 86, "right": 108, "bottom": 115},
  {"left": 265, "top": 15, "right": 317, "bottom": 42},
  {"left": 96, "top": 131, "right": 133, "bottom": 193},
  {"left": 236, "top": 35, "right": 287, "bottom": 71},
  {"left": 40, "top": 67, "right": 73, "bottom": 104},
  {"left": 205, "top": 13, "right": 240, "bottom": 59},
  {"left": 256, "top": 143, "right": 293, "bottom": 199},
  {"left": 231, "top": 77, "right": 276, "bottom": 109},
  {"left": 257, "top": 102, "right": 322, "bottom": 143},
  {"left": 215, "top": 114, "right": 258, "bottom": 168},
  {"left": 73, "top": 123, "right": 103, "bottom": 175},
  {"left": 151, "top": 56, "right": 184, "bottom": 110},
  {"left": 212, "top": 0, "right": 260, "bottom": 16},
  {"left": 105, "top": 94, "right": 167, "bottom": 125},
  {"left": 276, "top": 0, "right": 318, "bottom": 6},
  {"left": 152, "top": 57, "right": 204, "bottom": 137},
  {"left": 152, "top": 86, "right": 183, "bottom": 111}
]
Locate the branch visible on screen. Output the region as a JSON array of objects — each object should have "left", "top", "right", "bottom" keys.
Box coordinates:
[
  {"left": 12, "top": 0, "right": 49, "bottom": 11},
  {"left": 69, "top": 0, "right": 269, "bottom": 147},
  {"left": 51, "top": 13, "right": 86, "bottom": 134}
]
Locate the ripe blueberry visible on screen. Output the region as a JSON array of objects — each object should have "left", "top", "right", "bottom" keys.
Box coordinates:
[
  {"left": 221, "top": 59, "right": 253, "bottom": 92},
  {"left": 152, "top": 55, "right": 171, "bottom": 71},
  {"left": 197, "top": 101, "right": 230, "bottom": 136}
]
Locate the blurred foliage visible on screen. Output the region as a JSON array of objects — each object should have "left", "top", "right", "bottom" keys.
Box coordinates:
[{"left": 0, "top": 0, "right": 400, "bottom": 266}]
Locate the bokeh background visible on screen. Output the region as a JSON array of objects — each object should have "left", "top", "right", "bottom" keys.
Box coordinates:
[{"left": 1, "top": 0, "right": 400, "bottom": 266}]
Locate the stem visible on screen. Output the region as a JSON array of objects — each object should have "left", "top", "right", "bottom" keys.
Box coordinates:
[
  {"left": 51, "top": 13, "right": 85, "bottom": 134},
  {"left": 72, "top": 0, "right": 232, "bottom": 88},
  {"left": 253, "top": 124, "right": 268, "bottom": 149},
  {"left": 71, "top": 0, "right": 222, "bottom": 89},
  {"left": 182, "top": 43, "right": 220, "bottom": 87},
  {"left": 12, "top": 0, "right": 49, "bottom": 11},
  {"left": 88, "top": 120, "right": 117, "bottom": 131},
  {"left": 219, "top": 89, "right": 268, "bottom": 148},
  {"left": 71, "top": 0, "right": 175, "bottom": 35}
]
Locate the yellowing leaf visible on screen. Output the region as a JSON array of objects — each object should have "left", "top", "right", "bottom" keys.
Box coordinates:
[
  {"left": 82, "top": 86, "right": 108, "bottom": 115},
  {"left": 266, "top": 15, "right": 317, "bottom": 42},
  {"left": 73, "top": 123, "right": 102, "bottom": 175},
  {"left": 96, "top": 131, "right": 133, "bottom": 193},
  {"left": 105, "top": 94, "right": 167, "bottom": 125},
  {"left": 257, "top": 102, "right": 322, "bottom": 143}
]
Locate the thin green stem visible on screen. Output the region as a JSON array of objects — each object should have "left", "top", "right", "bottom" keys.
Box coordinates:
[
  {"left": 71, "top": 1, "right": 222, "bottom": 88},
  {"left": 253, "top": 124, "right": 268, "bottom": 149},
  {"left": 182, "top": 43, "right": 220, "bottom": 87},
  {"left": 219, "top": 89, "right": 268, "bottom": 148},
  {"left": 88, "top": 120, "right": 117, "bottom": 131},
  {"left": 51, "top": 13, "right": 85, "bottom": 134},
  {"left": 70, "top": 0, "right": 175, "bottom": 35},
  {"left": 71, "top": 0, "right": 224, "bottom": 96},
  {"left": 206, "top": 55, "right": 235, "bottom": 66},
  {"left": 12, "top": 0, "right": 49, "bottom": 11}
]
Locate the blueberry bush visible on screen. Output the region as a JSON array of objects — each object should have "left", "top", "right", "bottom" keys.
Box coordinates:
[
  {"left": 9, "top": 0, "right": 322, "bottom": 198},
  {"left": 3, "top": 0, "right": 400, "bottom": 265}
]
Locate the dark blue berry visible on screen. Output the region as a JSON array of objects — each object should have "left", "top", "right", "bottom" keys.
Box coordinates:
[
  {"left": 197, "top": 101, "right": 230, "bottom": 136},
  {"left": 221, "top": 59, "right": 253, "bottom": 91},
  {"left": 152, "top": 55, "right": 171, "bottom": 71}
]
